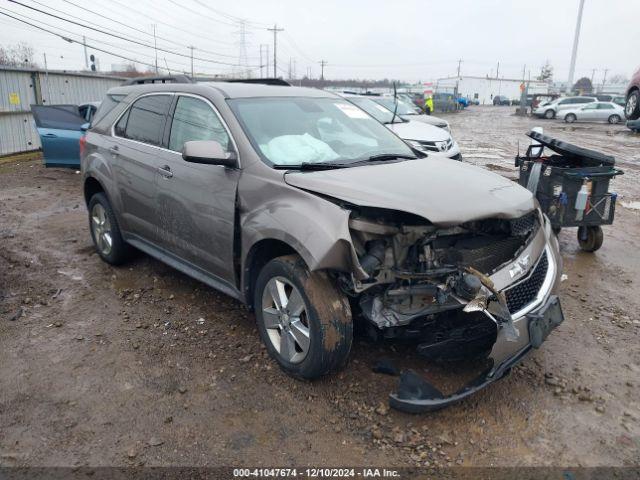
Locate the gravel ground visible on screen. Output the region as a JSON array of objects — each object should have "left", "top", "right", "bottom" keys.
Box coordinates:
[{"left": 0, "top": 107, "right": 639, "bottom": 469}]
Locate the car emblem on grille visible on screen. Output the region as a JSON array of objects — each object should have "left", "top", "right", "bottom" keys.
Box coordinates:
[
  {"left": 437, "top": 142, "right": 447, "bottom": 152},
  {"left": 509, "top": 254, "right": 531, "bottom": 279}
]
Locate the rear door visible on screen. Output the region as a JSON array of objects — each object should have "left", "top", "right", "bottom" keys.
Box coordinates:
[
  {"left": 580, "top": 103, "right": 599, "bottom": 121},
  {"left": 110, "top": 93, "right": 173, "bottom": 244},
  {"left": 154, "top": 94, "right": 240, "bottom": 285},
  {"left": 31, "top": 105, "right": 86, "bottom": 168}
]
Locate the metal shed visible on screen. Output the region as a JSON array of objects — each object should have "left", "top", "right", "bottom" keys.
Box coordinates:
[{"left": 0, "top": 66, "right": 124, "bottom": 156}]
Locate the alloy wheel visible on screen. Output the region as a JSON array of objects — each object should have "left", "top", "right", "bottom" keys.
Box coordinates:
[
  {"left": 626, "top": 95, "right": 637, "bottom": 117},
  {"left": 261, "top": 276, "right": 310, "bottom": 364},
  {"left": 91, "top": 203, "right": 113, "bottom": 256}
]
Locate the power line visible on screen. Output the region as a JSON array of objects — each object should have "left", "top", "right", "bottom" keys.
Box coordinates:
[
  {"left": 28, "top": 0, "right": 244, "bottom": 59},
  {"left": 0, "top": 9, "right": 243, "bottom": 76},
  {"left": 7, "top": 0, "right": 258, "bottom": 67},
  {"left": 187, "top": 0, "right": 271, "bottom": 28}
]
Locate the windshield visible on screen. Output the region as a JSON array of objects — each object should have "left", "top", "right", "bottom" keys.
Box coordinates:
[
  {"left": 228, "top": 97, "right": 414, "bottom": 166},
  {"left": 347, "top": 97, "right": 403, "bottom": 124},
  {"left": 371, "top": 97, "right": 419, "bottom": 115}
]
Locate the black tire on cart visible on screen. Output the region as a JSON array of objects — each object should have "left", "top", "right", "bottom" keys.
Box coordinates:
[
  {"left": 552, "top": 227, "right": 562, "bottom": 236},
  {"left": 577, "top": 226, "right": 604, "bottom": 252}
]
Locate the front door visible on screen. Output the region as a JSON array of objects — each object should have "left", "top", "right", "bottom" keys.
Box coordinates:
[
  {"left": 31, "top": 105, "right": 86, "bottom": 168},
  {"left": 154, "top": 94, "right": 240, "bottom": 286}
]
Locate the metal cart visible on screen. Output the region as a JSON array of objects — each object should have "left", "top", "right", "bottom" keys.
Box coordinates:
[{"left": 515, "top": 130, "right": 624, "bottom": 252}]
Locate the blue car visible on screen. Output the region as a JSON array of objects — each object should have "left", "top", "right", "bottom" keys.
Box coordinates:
[
  {"left": 456, "top": 97, "right": 469, "bottom": 108},
  {"left": 32, "top": 102, "right": 100, "bottom": 168}
]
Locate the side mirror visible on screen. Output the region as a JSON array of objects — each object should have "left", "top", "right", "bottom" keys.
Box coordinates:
[
  {"left": 182, "top": 140, "right": 237, "bottom": 167},
  {"left": 81, "top": 122, "right": 90, "bottom": 131}
]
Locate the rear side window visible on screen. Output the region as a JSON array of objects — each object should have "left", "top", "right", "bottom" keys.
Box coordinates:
[
  {"left": 117, "top": 95, "right": 172, "bottom": 146},
  {"left": 598, "top": 103, "right": 614, "bottom": 110},
  {"left": 93, "top": 94, "right": 125, "bottom": 125},
  {"left": 168, "top": 96, "right": 231, "bottom": 152}
]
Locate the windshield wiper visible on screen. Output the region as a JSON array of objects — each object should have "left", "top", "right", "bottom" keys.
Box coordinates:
[
  {"left": 274, "top": 162, "right": 352, "bottom": 171},
  {"left": 364, "top": 153, "right": 416, "bottom": 162}
]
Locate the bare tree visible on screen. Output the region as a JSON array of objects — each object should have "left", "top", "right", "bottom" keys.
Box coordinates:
[
  {"left": 0, "top": 42, "right": 36, "bottom": 67},
  {"left": 537, "top": 61, "right": 554, "bottom": 83},
  {"left": 609, "top": 74, "right": 629, "bottom": 85}
]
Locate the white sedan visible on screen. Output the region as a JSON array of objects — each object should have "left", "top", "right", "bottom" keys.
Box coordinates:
[{"left": 561, "top": 101, "right": 625, "bottom": 124}]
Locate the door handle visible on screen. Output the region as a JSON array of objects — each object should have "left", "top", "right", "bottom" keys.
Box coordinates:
[
  {"left": 43, "top": 133, "right": 58, "bottom": 138},
  {"left": 158, "top": 165, "right": 173, "bottom": 178},
  {"left": 109, "top": 145, "right": 119, "bottom": 156}
]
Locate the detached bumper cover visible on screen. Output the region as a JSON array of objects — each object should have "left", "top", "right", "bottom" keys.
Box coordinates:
[{"left": 389, "top": 295, "right": 564, "bottom": 413}]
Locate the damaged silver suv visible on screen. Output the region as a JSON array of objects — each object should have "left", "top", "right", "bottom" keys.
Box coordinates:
[{"left": 82, "top": 79, "right": 564, "bottom": 412}]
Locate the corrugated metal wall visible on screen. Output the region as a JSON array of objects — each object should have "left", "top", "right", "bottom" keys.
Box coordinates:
[{"left": 0, "top": 67, "right": 123, "bottom": 156}]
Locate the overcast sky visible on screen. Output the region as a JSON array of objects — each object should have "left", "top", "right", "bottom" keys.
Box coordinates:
[{"left": 0, "top": 0, "right": 637, "bottom": 84}]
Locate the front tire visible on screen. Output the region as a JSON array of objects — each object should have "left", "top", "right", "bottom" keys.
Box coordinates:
[
  {"left": 88, "top": 193, "right": 132, "bottom": 265},
  {"left": 544, "top": 109, "right": 555, "bottom": 119},
  {"left": 608, "top": 114, "right": 621, "bottom": 124},
  {"left": 254, "top": 255, "right": 353, "bottom": 379},
  {"left": 565, "top": 113, "right": 576, "bottom": 123}
]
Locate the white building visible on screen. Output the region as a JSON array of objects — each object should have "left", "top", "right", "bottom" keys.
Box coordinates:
[{"left": 436, "top": 75, "right": 549, "bottom": 104}]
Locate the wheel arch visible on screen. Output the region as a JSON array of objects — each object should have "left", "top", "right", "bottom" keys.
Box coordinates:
[
  {"left": 242, "top": 238, "right": 308, "bottom": 309},
  {"left": 83, "top": 175, "right": 106, "bottom": 206}
]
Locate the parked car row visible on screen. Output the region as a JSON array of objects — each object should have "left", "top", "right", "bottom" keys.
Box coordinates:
[
  {"left": 33, "top": 76, "right": 565, "bottom": 412},
  {"left": 532, "top": 96, "right": 626, "bottom": 124}
]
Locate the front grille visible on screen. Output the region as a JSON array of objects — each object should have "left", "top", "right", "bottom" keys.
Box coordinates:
[
  {"left": 504, "top": 251, "right": 549, "bottom": 314},
  {"left": 510, "top": 211, "right": 538, "bottom": 237},
  {"left": 415, "top": 139, "right": 452, "bottom": 152}
]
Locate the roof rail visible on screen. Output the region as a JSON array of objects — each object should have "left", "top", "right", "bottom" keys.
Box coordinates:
[
  {"left": 222, "top": 78, "right": 291, "bottom": 86},
  {"left": 121, "top": 75, "right": 193, "bottom": 85}
]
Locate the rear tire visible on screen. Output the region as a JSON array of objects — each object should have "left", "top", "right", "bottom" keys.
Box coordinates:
[
  {"left": 544, "top": 109, "right": 555, "bottom": 119},
  {"left": 625, "top": 91, "right": 640, "bottom": 120},
  {"left": 88, "top": 193, "right": 133, "bottom": 265},
  {"left": 254, "top": 255, "right": 353, "bottom": 379},
  {"left": 565, "top": 113, "right": 576, "bottom": 123},
  {"left": 577, "top": 226, "right": 603, "bottom": 252},
  {"left": 608, "top": 114, "right": 621, "bottom": 124}
]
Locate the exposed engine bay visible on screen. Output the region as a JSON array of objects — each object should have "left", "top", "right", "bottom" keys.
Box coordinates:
[{"left": 339, "top": 207, "right": 541, "bottom": 359}]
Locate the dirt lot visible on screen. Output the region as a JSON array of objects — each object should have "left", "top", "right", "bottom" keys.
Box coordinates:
[{"left": 1, "top": 107, "right": 639, "bottom": 469}]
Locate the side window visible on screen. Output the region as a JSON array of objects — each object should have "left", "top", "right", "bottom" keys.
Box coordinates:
[
  {"left": 582, "top": 98, "right": 595, "bottom": 103},
  {"left": 168, "top": 96, "right": 231, "bottom": 152},
  {"left": 598, "top": 103, "right": 614, "bottom": 110},
  {"left": 559, "top": 99, "right": 570, "bottom": 105},
  {"left": 120, "top": 95, "right": 172, "bottom": 146},
  {"left": 114, "top": 109, "right": 129, "bottom": 137}
]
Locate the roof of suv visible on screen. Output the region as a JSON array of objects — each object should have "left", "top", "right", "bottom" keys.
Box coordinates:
[{"left": 107, "top": 81, "right": 335, "bottom": 100}]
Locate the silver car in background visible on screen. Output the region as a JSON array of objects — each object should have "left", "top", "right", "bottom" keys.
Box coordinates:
[
  {"left": 561, "top": 101, "right": 625, "bottom": 124},
  {"left": 342, "top": 94, "right": 461, "bottom": 160},
  {"left": 373, "top": 96, "right": 451, "bottom": 132},
  {"left": 533, "top": 96, "right": 598, "bottom": 119}
]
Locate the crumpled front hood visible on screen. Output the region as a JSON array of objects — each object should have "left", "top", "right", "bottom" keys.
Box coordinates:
[
  {"left": 284, "top": 158, "right": 535, "bottom": 226},
  {"left": 387, "top": 120, "right": 450, "bottom": 142}
]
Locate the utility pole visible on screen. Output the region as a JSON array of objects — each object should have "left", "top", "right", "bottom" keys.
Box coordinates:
[
  {"left": 601, "top": 68, "right": 609, "bottom": 93},
  {"left": 259, "top": 44, "right": 268, "bottom": 77},
  {"left": 188, "top": 46, "right": 195, "bottom": 79},
  {"left": 152, "top": 24, "right": 158, "bottom": 74},
  {"left": 43, "top": 53, "right": 51, "bottom": 104},
  {"left": 455, "top": 59, "right": 462, "bottom": 97},
  {"left": 267, "top": 24, "right": 284, "bottom": 77},
  {"left": 82, "top": 35, "right": 88, "bottom": 69},
  {"left": 457, "top": 59, "right": 462, "bottom": 77},
  {"left": 319, "top": 60, "right": 328, "bottom": 81},
  {"left": 590, "top": 68, "right": 596, "bottom": 85},
  {"left": 566, "top": 0, "right": 586, "bottom": 93},
  {"left": 496, "top": 61, "right": 499, "bottom": 79},
  {"left": 266, "top": 44, "right": 270, "bottom": 77}
]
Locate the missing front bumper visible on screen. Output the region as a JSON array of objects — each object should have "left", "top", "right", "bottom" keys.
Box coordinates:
[{"left": 389, "top": 295, "right": 564, "bottom": 413}]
